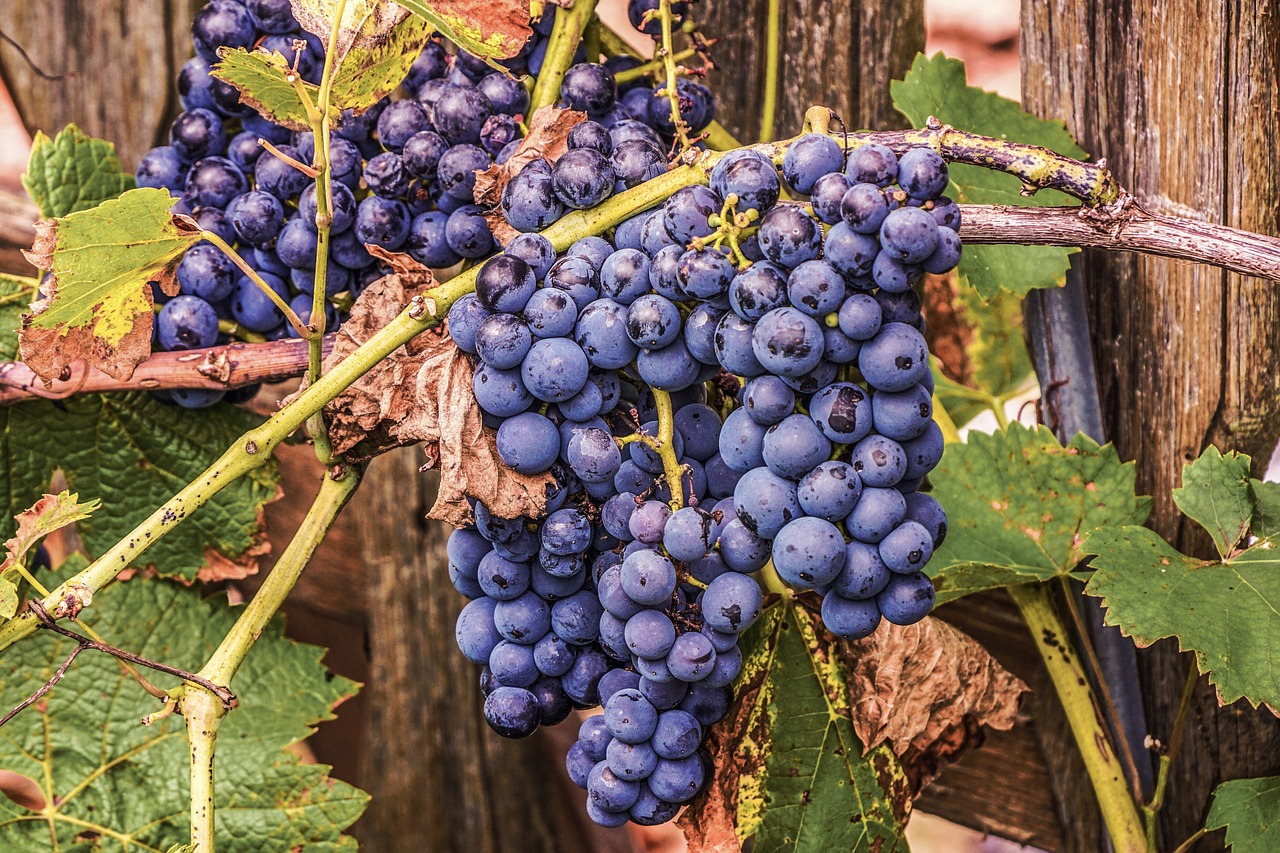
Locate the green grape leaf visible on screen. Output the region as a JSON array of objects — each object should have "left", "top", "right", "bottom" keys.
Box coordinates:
[
  {"left": 21, "top": 124, "right": 135, "bottom": 219},
  {"left": 678, "top": 599, "right": 909, "bottom": 852},
  {"left": 396, "top": 0, "right": 533, "bottom": 62},
  {"left": 0, "top": 393, "right": 278, "bottom": 582},
  {"left": 329, "top": 15, "right": 433, "bottom": 113},
  {"left": 19, "top": 187, "right": 200, "bottom": 382},
  {"left": 1086, "top": 529, "right": 1280, "bottom": 710},
  {"left": 0, "top": 491, "right": 100, "bottom": 620},
  {"left": 0, "top": 578, "right": 368, "bottom": 850},
  {"left": 1172, "top": 446, "right": 1253, "bottom": 558},
  {"left": 928, "top": 424, "right": 1151, "bottom": 604},
  {"left": 892, "top": 52, "right": 1086, "bottom": 299},
  {"left": 212, "top": 47, "right": 329, "bottom": 131},
  {"left": 0, "top": 273, "right": 37, "bottom": 362},
  {"left": 1205, "top": 776, "right": 1280, "bottom": 852},
  {"left": 1251, "top": 478, "right": 1280, "bottom": 541}
]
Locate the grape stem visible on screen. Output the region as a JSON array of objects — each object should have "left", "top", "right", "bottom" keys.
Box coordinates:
[
  {"left": 529, "top": 0, "right": 599, "bottom": 112},
  {"left": 9, "top": 116, "right": 1280, "bottom": 650},
  {"left": 613, "top": 47, "right": 700, "bottom": 85},
  {"left": 655, "top": 0, "right": 696, "bottom": 151},
  {"left": 650, "top": 388, "right": 685, "bottom": 510},
  {"left": 181, "top": 464, "right": 361, "bottom": 853},
  {"left": 198, "top": 230, "right": 313, "bottom": 339}
]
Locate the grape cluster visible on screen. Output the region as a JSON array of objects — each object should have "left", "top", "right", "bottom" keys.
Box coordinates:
[
  {"left": 445, "top": 134, "right": 953, "bottom": 827},
  {"left": 137, "top": 0, "right": 690, "bottom": 410}
]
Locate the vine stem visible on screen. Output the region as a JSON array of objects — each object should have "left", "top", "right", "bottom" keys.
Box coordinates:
[
  {"left": 199, "top": 231, "right": 311, "bottom": 338},
  {"left": 529, "top": 0, "right": 598, "bottom": 112},
  {"left": 1143, "top": 662, "right": 1200, "bottom": 845},
  {"left": 0, "top": 336, "right": 332, "bottom": 406},
  {"left": 651, "top": 389, "right": 685, "bottom": 510},
  {"left": 181, "top": 465, "right": 361, "bottom": 852},
  {"left": 1009, "top": 583, "right": 1147, "bottom": 853},
  {"left": 758, "top": 0, "right": 781, "bottom": 142},
  {"left": 301, "top": 0, "right": 350, "bottom": 467},
  {"left": 613, "top": 47, "right": 699, "bottom": 84}
]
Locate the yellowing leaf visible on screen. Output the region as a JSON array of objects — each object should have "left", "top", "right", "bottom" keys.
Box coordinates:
[
  {"left": 212, "top": 47, "right": 329, "bottom": 131},
  {"left": 19, "top": 187, "right": 201, "bottom": 381},
  {"left": 330, "top": 15, "right": 434, "bottom": 113}
]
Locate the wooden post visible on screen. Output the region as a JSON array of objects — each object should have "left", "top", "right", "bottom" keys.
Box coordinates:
[
  {"left": 697, "top": 0, "right": 924, "bottom": 140},
  {"left": 0, "top": 1, "right": 201, "bottom": 169},
  {"left": 1021, "top": 2, "right": 1280, "bottom": 848}
]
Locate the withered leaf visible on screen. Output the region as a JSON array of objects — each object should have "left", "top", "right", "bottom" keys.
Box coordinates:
[
  {"left": 0, "top": 491, "right": 100, "bottom": 620},
  {"left": 474, "top": 106, "right": 586, "bottom": 247},
  {"left": 315, "top": 254, "right": 550, "bottom": 523}
]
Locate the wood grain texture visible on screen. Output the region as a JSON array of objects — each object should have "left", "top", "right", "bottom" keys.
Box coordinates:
[
  {"left": 0, "top": 1, "right": 200, "bottom": 170},
  {"left": 348, "top": 449, "right": 628, "bottom": 853},
  {"left": 697, "top": 0, "right": 923, "bottom": 141},
  {"left": 1020, "top": 2, "right": 1280, "bottom": 848}
]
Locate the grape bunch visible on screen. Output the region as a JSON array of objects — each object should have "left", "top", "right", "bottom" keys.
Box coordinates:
[
  {"left": 445, "top": 133, "right": 953, "bottom": 827},
  {"left": 134, "top": 0, "right": 697, "bottom": 410}
]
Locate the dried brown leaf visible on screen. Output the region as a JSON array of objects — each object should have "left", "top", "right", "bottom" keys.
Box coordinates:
[
  {"left": 474, "top": 106, "right": 586, "bottom": 247},
  {"left": 831, "top": 607, "right": 1026, "bottom": 791},
  {"left": 313, "top": 253, "right": 439, "bottom": 460},
  {"left": 194, "top": 497, "right": 276, "bottom": 583},
  {"left": 314, "top": 255, "right": 550, "bottom": 522},
  {"left": 289, "top": 0, "right": 410, "bottom": 56}
]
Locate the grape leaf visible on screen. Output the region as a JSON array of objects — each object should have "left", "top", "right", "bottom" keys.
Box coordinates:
[
  {"left": 290, "top": 0, "right": 411, "bottom": 58},
  {"left": 1172, "top": 446, "right": 1253, "bottom": 558},
  {"left": 678, "top": 599, "right": 909, "bottom": 852},
  {"left": 0, "top": 491, "right": 99, "bottom": 620},
  {"left": 0, "top": 578, "right": 368, "bottom": 850},
  {"left": 19, "top": 187, "right": 200, "bottom": 382},
  {"left": 396, "top": 0, "right": 532, "bottom": 62},
  {"left": 891, "top": 53, "right": 1085, "bottom": 299},
  {"left": 212, "top": 48, "right": 329, "bottom": 132},
  {"left": 329, "top": 15, "right": 433, "bottom": 113},
  {"left": 1251, "top": 478, "right": 1280, "bottom": 540},
  {"left": 928, "top": 424, "right": 1151, "bottom": 604},
  {"left": 1205, "top": 776, "right": 1280, "bottom": 852},
  {"left": 21, "top": 125, "right": 135, "bottom": 219},
  {"left": 0, "top": 393, "right": 279, "bottom": 582},
  {"left": 1085, "top": 528, "right": 1280, "bottom": 710},
  {"left": 0, "top": 273, "right": 36, "bottom": 362}
]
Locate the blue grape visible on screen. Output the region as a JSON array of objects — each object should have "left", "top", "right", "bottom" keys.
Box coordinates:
[
  {"left": 811, "top": 172, "right": 853, "bottom": 224},
  {"left": 846, "top": 486, "right": 907, "bottom": 544},
  {"left": 455, "top": 597, "right": 502, "bottom": 664},
  {"left": 851, "top": 434, "right": 907, "bottom": 487},
  {"left": 732, "top": 467, "right": 799, "bottom": 538},
  {"left": 824, "top": 221, "right": 881, "bottom": 278},
  {"left": 490, "top": 640, "right": 541, "bottom": 685},
  {"left": 821, "top": 593, "right": 882, "bottom": 639},
  {"left": 561, "top": 63, "right": 618, "bottom": 115},
  {"left": 158, "top": 295, "right": 218, "bottom": 351},
  {"left": 573, "top": 299, "right": 637, "bottom": 369},
  {"left": 923, "top": 225, "right": 962, "bottom": 274},
  {"left": 667, "top": 632, "right": 716, "bottom": 682},
  {"left": 841, "top": 182, "right": 891, "bottom": 234},
  {"left": 859, "top": 322, "right": 929, "bottom": 392},
  {"left": 473, "top": 363, "right": 533, "bottom": 417},
  {"left": 647, "top": 755, "right": 704, "bottom": 804},
  {"left": 752, "top": 306, "right": 825, "bottom": 378},
  {"left": 611, "top": 139, "right": 667, "bottom": 188},
  {"left": 169, "top": 108, "right": 224, "bottom": 161},
  {"left": 797, "top": 460, "right": 862, "bottom": 522},
  {"left": 600, "top": 248, "right": 653, "bottom": 304},
  {"left": 136, "top": 146, "right": 187, "bottom": 191},
  {"left": 782, "top": 133, "right": 844, "bottom": 194},
  {"left": 522, "top": 337, "right": 590, "bottom": 402},
  {"left": 846, "top": 143, "right": 898, "bottom": 187},
  {"left": 761, "top": 414, "right": 831, "bottom": 480},
  {"left": 502, "top": 160, "right": 564, "bottom": 231},
  {"left": 476, "top": 254, "right": 537, "bottom": 312},
  {"left": 772, "top": 517, "right": 846, "bottom": 587},
  {"left": 683, "top": 302, "right": 725, "bottom": 365},
  {"left": 729, "top": 261, "right": 789, "bottom": 321},
  {"left": 663, "top": 186, "right": 720, "bottom": 245},
  {"left": 625, "top": 610, "right": 677, "bottom": 659},
  {"left": 546, "top": 255, "right": 602, "bottom": 311},
  {"left": 677, "top": 247, "right": 735, "bottom": 301},
  {"left": 713, "top": 312, "right": 765, "bottom": 377},
  {"left": 484, "top": 686, "right": 540, "bottom": 738},
  {"left": 896, "top": 147, "right": 949, "bottom": 199},
  {"left": 710, "top": 149, "right": 779, "bottom": 214},
  {"left": 786, "top": 259, "right": 845, "bottom": 317},
  {"left": 495, "top": 411, "right": 560, "bottom": 474},
  {"left": 551, "top": 589, "right": 604, "bottom": 644},
  {"left": 567, "top": 426, "right": 623, "bottom": 484},
  {"left": 876, "top": 571, "right": 935, "bottom": 624},
  {"left": 621, "top": 550, "right": 677, "bottom": 606},
  {"left": 879, "top": 520, "right": 935, "bottom": 574},
  {"left": 757, "top": 204, "right": 823, "bottom": 268}
]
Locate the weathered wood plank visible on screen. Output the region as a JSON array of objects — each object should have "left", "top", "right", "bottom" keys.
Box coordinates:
[
  {"left": 697, "top": 0, "right": 923, "bottom": 142},
  {"left": 1020, "top": 1, "right": 1280, "bottom": 848}
]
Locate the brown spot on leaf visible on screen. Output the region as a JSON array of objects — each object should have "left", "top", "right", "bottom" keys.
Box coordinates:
[{"left": 0, "top": 771, "right": 47, "bottom": 811}]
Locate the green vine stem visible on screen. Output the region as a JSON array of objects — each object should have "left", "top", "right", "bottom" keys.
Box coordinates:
[
  {"left": 199, "top": 230, "right": 311, "bottom": 338},
  {"left": 181, "top": 465, "right": 361, "bottom": 852},
  {"left": 1009, "top": 583, "right": 1147, "bottom": 853},
  {"left": 650, "top": 389, "right": 686, "bottom": 510},
  {"left": 530, "top": 0, "right": 599, "bottom": 112},
  {"left": 10, "top": 119, "right": 1280, "bottom": 650},
  {"left": 758, "top": 0, "right": 781, "bottom": 142},
  {"left": 1142, "top": 662, "right": 1200, "bottom": 847}
]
